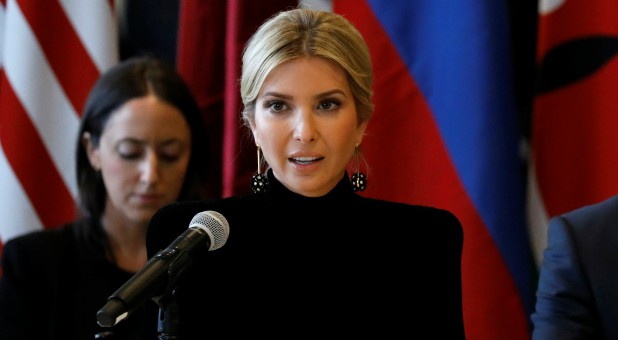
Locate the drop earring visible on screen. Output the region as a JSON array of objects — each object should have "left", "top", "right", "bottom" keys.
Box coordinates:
[
  {"left": 250, "top": 145, "right": 269, "bottom": 193},
  {"left": 350, "top": 142, "right": 367, "bottom": 192}
]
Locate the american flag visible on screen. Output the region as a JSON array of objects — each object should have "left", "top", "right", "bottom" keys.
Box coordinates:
[{"left": 0, "top": 0, "right": 118, "bottom": 251}]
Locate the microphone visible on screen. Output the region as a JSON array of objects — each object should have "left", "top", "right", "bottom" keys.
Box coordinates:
[{"left": 96, "top": 210, "right": 230, "bottom": 328}]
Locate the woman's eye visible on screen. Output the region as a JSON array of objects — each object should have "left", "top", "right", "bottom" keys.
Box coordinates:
[
  {"left": 159, "top": 151, "right": 182, "bottom": 163},
  {"left": 116, "top": 140, "right": 146, "bottom": 160},
  {"left": 117, "top": 145, "right": 143, "bottom": 160},
  {"left": 267, "top": 101, "right": 288, "bottom": 112},
  {"left": 158, "top": 142, "right": 186, "bottom": 163},
  {"left": 318, "top": 100, "right": 340, "bottom": 111},
  {"left": 119, "top": 151, "right": 142, "bottom": 160}
]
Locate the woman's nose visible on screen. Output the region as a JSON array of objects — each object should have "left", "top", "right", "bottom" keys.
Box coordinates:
[
  {"left": 293, "top": 109, "right": 317, "bottom": 143},
  {"left": 139, "top": 152, "right": 159, "bottom": 183}
]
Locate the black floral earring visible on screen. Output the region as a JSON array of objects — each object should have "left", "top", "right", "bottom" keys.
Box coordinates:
[
  {"left": 350, "top": 142, "right": 367, "bottom": 192},
  {"left": 250, "top": 145, "right": 269, "bottom": 193}
]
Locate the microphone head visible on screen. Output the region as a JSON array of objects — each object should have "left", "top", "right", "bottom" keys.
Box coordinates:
[{"left": 190, "top": 211, "right": 230, "bottom": 251}]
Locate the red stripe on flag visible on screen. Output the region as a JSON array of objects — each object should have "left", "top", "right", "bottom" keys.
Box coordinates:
[
  {"left": 0, "top": 76, "right": 76, "bottom": 228},
  {"left": 17, "top": 0, "right": 100, "bottom": 115}
]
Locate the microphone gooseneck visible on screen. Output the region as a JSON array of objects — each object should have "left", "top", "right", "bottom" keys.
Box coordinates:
[{"left": 96, "top": 210, "right": 230, "bottom": 328}]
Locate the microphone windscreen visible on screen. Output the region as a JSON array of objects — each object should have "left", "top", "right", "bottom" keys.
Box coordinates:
[
  {"left": 190, "top": 210, "right": 230, "bottom": 251},
  {"left": 146, "top": 201, "right": 213, "bottom": 258}
]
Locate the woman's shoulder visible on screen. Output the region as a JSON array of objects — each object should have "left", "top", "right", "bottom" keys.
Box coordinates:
[
  {"left": 3, "top": 223, "right": 76, "bottom": 255},
  {"left": 1, "top": 223, "right": 77, "bottom": 275},
  {"left": 358, "top": 198, "right": 463, "bottom": 239},
  {"left": 363, "top": 197, "right": 460, "bottom": 221}
]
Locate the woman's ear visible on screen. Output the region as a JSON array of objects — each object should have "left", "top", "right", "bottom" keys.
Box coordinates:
[
  {"left": 82, "top": 132, "right": 101, "bottom": 171},
  {"left": 249, "top": 120, "right": 260, "bottom": 147},
  {"left": 356, "top": 120, "right": 369, "bottom": 145}
]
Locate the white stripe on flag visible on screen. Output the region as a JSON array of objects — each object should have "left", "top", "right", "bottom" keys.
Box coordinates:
[
  {"left": 0, "top": 141, "right": 43, "bottom": 242},
  {"left": 59, "top": 0, "right": 118, "bottom": 73},
  {"left": 3, "top": 1, "right": 79, "bottom": 198},
  {"left": 0, "top": 0, "right": 5, "bottom": 68}
]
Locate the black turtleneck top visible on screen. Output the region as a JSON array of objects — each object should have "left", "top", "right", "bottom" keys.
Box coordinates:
[
  {"left": 0, "top": 218, "right": 157, "bottom": 340},
  {"left": 145, "top": 170, "right": 465, "bottom": 338}
]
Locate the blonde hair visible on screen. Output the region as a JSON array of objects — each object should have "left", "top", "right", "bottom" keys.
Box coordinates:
[{"left": 240, "top": 8, "right": 373, "bottom": 128}]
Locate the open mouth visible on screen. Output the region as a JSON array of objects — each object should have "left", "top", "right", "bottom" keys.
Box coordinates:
[{"left": 289, "top": 156, "right": 323, "bottom": 164}]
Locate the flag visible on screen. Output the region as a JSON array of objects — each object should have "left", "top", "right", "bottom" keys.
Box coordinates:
[
  {"left": 529, "top": 0, "right": 618, "bottom": 264},
  {"left": 176, "top": 0, "right": 297, "bottom": 199},
  {"left": 0, "top": 0, "right": 118, "bottom": 252},
  {"left": 333, "top": 1, "right": 536, "bottom": 339}
]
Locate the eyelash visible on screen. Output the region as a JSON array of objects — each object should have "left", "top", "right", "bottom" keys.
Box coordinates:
[
  {"left": 265, "top": 99, "right": 341, "bottom": 113},
  {"left": 267, "top": 101, "right": 288, "bottom": 112},
  {"left": 119, "top": 152, "right": 180, "bottom": 163},
  {"left": 318, "top": 99, "right": 340, "bottom": 110},
  {"left": 119, "top": 153, "right": 140, "bottom": 160}
]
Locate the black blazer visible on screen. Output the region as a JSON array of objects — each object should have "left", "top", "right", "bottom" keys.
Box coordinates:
[
  {"left": 146, "top": 170, "right": 465, "bottom": 338},
  {"left": 532, "top": 194, "right": 618, "bottom": 340},
  {"left": 0, "top": 221, "right": 158, "bottom": 340}
]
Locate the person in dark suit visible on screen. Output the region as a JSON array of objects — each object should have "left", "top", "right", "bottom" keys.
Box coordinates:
[
  {"left": 531, "top": 194, "right": 618, "bottom": 339},
  {"left": 143, "top": 8, "right": 466, "bottom": 339},
  {"left": 0, "top": 56, "right": 211, "bottom": 340}
]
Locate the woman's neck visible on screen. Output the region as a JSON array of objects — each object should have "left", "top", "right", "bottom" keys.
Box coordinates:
[{"left": 101, "top": 209, "right": 149, "bottom": 273}]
